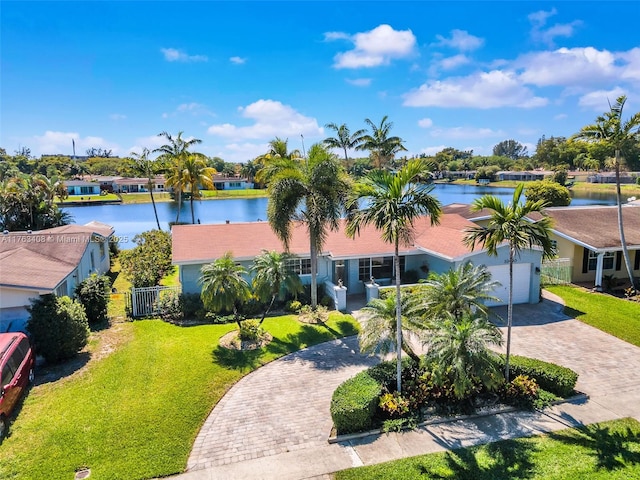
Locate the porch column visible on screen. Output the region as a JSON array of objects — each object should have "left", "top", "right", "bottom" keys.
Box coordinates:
[{"left": 594, "top": 252, "right": 605, "bottom": 291}]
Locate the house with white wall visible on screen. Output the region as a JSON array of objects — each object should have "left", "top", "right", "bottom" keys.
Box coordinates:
[
  {"left": 0, "top": 222, "right": 114, "bottom": 332},
  {"left": 66, "top": 180, "right": 101, "bottom": 196}
]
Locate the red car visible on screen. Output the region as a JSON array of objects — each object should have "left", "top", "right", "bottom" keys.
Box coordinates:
[{"left": 0, "top": 332, "right": 35, "bottom": 439}]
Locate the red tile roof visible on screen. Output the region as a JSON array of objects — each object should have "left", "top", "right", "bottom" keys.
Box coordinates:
[{"left": 172, "top": 214, "right": 480, "bottom": 264}]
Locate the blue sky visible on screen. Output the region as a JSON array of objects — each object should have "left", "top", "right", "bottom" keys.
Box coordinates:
[{"left": 2, "top": 1, "right": 639, "bottom": 162}]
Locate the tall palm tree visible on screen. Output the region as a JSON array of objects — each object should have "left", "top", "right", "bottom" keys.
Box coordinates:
[
  {"left": 358, "top": 294, "right": 423, "bottom": 363},
  {"left": 154, "top": 131, "right": 203, "bottom": 224},
  {"left": 182, "top": 155, "right": 216, "bottom": 224},
  {"left": 346, "top": 159, "right": 442, "bottom": 393},
  {"left": 263, "top": 143, "right": 350, "bottom": 308},
  {"left": 255, "top": 137, "right": 302, "bottom": 184},
  {"left": 426, "top": 315, "right": 503, "bottom": 399},
  {"left": 251, "top": 250, "right": 303, "bottom": 324},
  {"left": 199, "top": 252, "right": 252, "bottom": 329},
  {"left": 572, "top": 95, "right": 640, "bottom": 291},
  {"left": 413, "top": 262, "right": 500, "bottom": 324},
  {"left": 356, "top": 115, "right": 407, "bottom": 169},
  {"left": 130, "top": 148, "right": 161, "bottom": 230},
  {"left": 463, "top": 184, "right": 554, "bottom": 382},
  {"left": 323, "top": 122, "right": 366, "bottom": 171}
]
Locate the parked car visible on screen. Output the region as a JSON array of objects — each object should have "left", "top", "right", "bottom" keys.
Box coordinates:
[{"left": 0, "top": 332, "right": 35, "bottom": 439}]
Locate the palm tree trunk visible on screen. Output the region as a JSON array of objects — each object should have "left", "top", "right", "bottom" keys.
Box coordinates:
[
  {"left": 310, "top": 239, "right": 318, "bottom": 308},
  {"left": 149, "top": 184, "right": 161, "bottom": 230},
  {"left": 505, "top": 246, "right": 514, "bottom": 383},
  {"left": 259, "top": 295, "right": 276, "bottom": 326},
  {"left": 343, "top": 147, "right": 350, "bottom": 173},
  {"left": 175, "top": 190, "right": 181, "bottom": 224},
  {"left": 615, "top": 150, "right": 636, "bottom": 290},
  {"left": 190, "top": 191, "right": 196, "bottom": 224},
  {"left": 395, "top": 239, "right": 402, "bottom": 394}
]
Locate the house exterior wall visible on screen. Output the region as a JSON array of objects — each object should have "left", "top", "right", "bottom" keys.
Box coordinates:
[{"left": 67, "top": 184, "right": 100, "bottom": 195}]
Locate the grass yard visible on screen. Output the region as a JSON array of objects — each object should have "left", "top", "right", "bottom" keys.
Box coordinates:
[
  {"left": 118, "top": 189, "right": 267, "bottom": 204},
  {"left": 335, "top": 417, "right": 640, "bottom": 480},
  {"left": 0, "top": 314, "right": 359, "bottom": 480},
  {"left": 546, "top": 285, "right": 640, "bottom": 347}
]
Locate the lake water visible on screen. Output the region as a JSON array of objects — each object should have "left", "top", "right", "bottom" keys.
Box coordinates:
[{"left": 64, "top": 184, "right": 618, "bottom": 249}]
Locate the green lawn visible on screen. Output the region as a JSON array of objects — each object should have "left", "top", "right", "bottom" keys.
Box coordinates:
[
  {"left": 57, "top": 193, "right": 122, "bottom": 203},
  {"left": 117, "top": 189, "right": 267, "bottom": 204},
  {"left": 546, "top": 285, "right": 640, "bottom": 347},
  {"left": 335, "top": 418, "right": 640, "bottom": 480},
  {"left": 0, "top": 314, "right": 359, "bottom": 480}
]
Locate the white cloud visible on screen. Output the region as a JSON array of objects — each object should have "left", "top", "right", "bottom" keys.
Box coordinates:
[
  {"left": 429, "top": 126, "right": 505, "bottom": 139},
  {"left": 517, "top": 47, "right": 617, "bottom": 87},
  {"left": 32, "top": 131, "right": 119, "bottom": 156},
  {"left": 230, "top": 56, "right": 246, "bottom": 65},
  {"left": 328, "top": 24, "right": 416, "bottom": 69},
  {"left": 418, "top": 118, "right": 433, "bottom": 128},
  {"left": 403, "top": 70, "right": 548, "bottom": 109},
  {"left": 434, "top": 30, "right": 484, "bottom": 51},
  {"left": 554, "top": 113, "right": 568, "bottom": 120},
  {"left": 207, "top": 99, "right": 323, "bottom": 141},
  {"left": 346, "top": 78, "right": 372, "bottom": 87},
  {"left": 439, "top": 54, "right": 471, "bottom": 70},
  {"left": 161, "top": 47, "right": 208, "bottom": 63},
  {"left": 619, "top": 47, "right": 640, "bottom": 81},
  {"left": 420, "top": 145, "right": 448, "bottom": 156},
  {"left": 578, "top": 87, "right": 627, "bottom": 110},
  {"left": 528, "top": 8, "right": 581, "bottom": 46},
  {"left": 109, "top": 113, "right": 126, "bottom": 121},
  {"left": 162, "top": 102, "right": 214, "bottom": 118},
  {"left": 217, "top": 142, "right": 272, "bottom": 163}
]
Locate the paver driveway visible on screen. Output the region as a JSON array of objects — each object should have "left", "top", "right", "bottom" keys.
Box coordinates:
[{"left": 186, "top": 293, "right": 640, "bottom": 473}]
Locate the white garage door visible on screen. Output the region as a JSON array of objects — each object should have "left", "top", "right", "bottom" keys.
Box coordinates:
[{"left": 485, "top": 263, "right": 531, "bottom": 306}]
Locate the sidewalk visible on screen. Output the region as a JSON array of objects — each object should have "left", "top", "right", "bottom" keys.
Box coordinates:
[{"left": 168, "top": 295, "right": 640, "bottom": 479}]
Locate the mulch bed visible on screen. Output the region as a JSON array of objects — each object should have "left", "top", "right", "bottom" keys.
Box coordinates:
[{"left": 218, "top": 330, "right": 273, "bottom": 351}]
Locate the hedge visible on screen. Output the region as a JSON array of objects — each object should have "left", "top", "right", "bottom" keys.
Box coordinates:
[
  {"left": 499, "top": 354, "right": 578, "bottom": 397},
  {"left": 330, "top": 371, "right": 382, "bottom": 434}
]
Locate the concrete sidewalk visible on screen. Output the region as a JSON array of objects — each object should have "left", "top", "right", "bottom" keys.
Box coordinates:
[{"left": 169, "top": 294, "right": 640, "bottom": 480}]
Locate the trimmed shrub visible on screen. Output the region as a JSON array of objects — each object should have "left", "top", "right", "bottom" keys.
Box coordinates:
[
  {"left": 331, "top": 371, "right": 382, "bottom": 434},
  {"left": 181, "top": 293, "right": 204, "bottom": 319},
  {"left": 239, "top": 319, "right": 262, "bottom": 341},
  {"left": 27, "top": 294, "right": 89, "bottom": 364},
  {"left": 498, "top": 354, "right": 578, "bottom": 397},
  {"left": 367, "top": 357, "right": 417, "bottom": 390},
  {"left": 156, "top": 290, "right": 183, "bottom": 323},
  {"left": 75, "top": 273, "right": 111, "bottom": 326},
  {"left": 287, "top": 300, "right": 302, "bottom": 313}
]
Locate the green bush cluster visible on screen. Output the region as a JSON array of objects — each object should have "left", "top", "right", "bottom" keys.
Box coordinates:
[
  {"left": 238, "top": 319, "right": 262, "bottom": 341},
  {"left": 74, "top": 273, "right": 111, "bottom": 326},
  {"left": 330, "top": 371, "right": 382, "bottom": 434},
  {"left": 499, "top": 354, "right": 578, "bottom": 397}
]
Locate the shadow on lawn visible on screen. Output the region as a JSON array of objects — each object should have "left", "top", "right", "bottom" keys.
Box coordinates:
[{"left": 34, "top": 351, "right": 91, "bottom": 386}]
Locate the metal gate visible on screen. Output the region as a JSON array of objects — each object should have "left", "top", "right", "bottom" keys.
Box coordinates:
[
  {"left": 130, "top": 285, "right": 181, "bottom": 318},
  {"left": 541, "top": 258, "right": 572, "bottom": 285}
]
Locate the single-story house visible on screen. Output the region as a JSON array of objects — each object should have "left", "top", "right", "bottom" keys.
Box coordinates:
[
  {"left": 527, "top": 204, "right": 640, "bottom": 289},
  {"left": 212, "top": 175, "right": 253, "bottom": 190},
  {"left": 172, "top": 214, "right": 544, "bottom": 311},
  {"left": 0, "top": 222, "right": 114, "bottom": 332},
  {"left": 66, "top": 180, "right": 101, "bottom": 196},
  {"left": 587, "top": 172, "right": 638, "bottom": 184},
  {"left": 497, "top": 171, "right": 552, "bottom": 182},
  {"left": 113, "top": 176, "right": 167, "bottom": 193}
]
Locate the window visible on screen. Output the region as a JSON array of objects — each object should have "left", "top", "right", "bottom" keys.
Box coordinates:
[
  {"left": 99, "top": 240, "right": 106, "bottom": 259},
  {"left": 286, "top": 258, "right": 311, "bottom": 275},
  {"left": 550, "top": 240, "right": 558, "bottom": 256},
  {"left": 90, "top": 251, "right": 95, "bottom": 271},
  {"left": 229, "top": 182, "right": 241, "bottom": 188},
  {"left": 588, "top": 251, "right": 614, "bottom": 271},
  {"left": 358, "top": 256, "right": 405, "bottom": 281}
]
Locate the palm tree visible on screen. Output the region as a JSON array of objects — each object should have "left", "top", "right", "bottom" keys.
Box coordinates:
[
  {"left": 426, "top": 315, "right": 503, "bottom": 399},
  {"left": 358, "top": 294, "right": 423, "bottom": 363},
  {"left": 182, "top": 155, "right": 216, "bottom": 224},
  {"left": 251, "top": 250, "right": 303, "bottom": 324},
  {"left": 199, "top": 252, "right": 252, "bottom": 329},
  {"left": 346, "top": 159, "right": 442, "bottom": 393},
  {"left": 154, "top": 131, "right": 203, "bottom": 224},
  {"left": 413, "top": 262, "right": 500, "bottom": 324},
  {"left": 130, "top": 148, "right": 161, "bottom": 230},
  {"left": 356, "top": 115, "right": 407, "bottom": 169},
  {"left": 263, "top": 143, "right": 350, "bottom": 308},
  {"left": 323, "top": 122, "right": 366, "bottom": 171},
  {"left": 572, "top": 95, "right": 640, "bottom": 291},
  {"left": 255, "top": 137, "right": 302, "bottom": 184},
  {"left": 463, "top": 184, "right": 554, "bottom": 382}
]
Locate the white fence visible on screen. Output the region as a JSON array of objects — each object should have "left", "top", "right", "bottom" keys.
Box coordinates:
[
  {"left": 130, "top": 285, "right": 181, "bottom": 318},
  {"left": 541, "top": 258, "right": 572, "bottom": 285}
]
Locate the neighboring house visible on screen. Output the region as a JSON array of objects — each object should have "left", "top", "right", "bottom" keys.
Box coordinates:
[
  {"left": 587, "top": 172, "right": 638, "bottom": 184},
  {"left": 212, "top": 175, "right": 253, "bottom": 190},
  {"left": 496, "top": 171, "right": 552, "bottom": 182},
  {"left": 527, "top": 205, "right": 640, "bottom": 289},
  {"left": 0, "top": 222, "right": 114, "bottom": 332},
  {"left": 113, "top": 176, "right": 166, "bottom": 193},
  {"left": 172, "top": 214, "right": 543, "bottom": 310},
  {"left": 66, "top": 180, "right": 101, "bottom": 196}
]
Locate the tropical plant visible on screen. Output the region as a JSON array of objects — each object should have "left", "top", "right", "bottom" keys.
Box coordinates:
[
  {"left": 130, "top": 148, "right": 161, "bottom": 230},
  {"left": 356, "top": 115, "right": 407, "bottom": 169},
  {"left": 74, "top": 273, "right": 111, "bottom": 326},
  {"left": 261, "top": 143, "right": 350, "bottom": 308},
  {"left": 346, "top": 159, "right": 442, "bottom": 393},
  {"left": 182, "top": 154, "right": 216, "bottom": 224},
  {"left": 119, "top": 230, "right": 173, "bottom": 288},
  {"left": 358, "top": 295, "right": 423, "bottom": 363},
  {"left": 572, "top": 95, "right": 640, "bottom": 290},
  {"left": 153, "top": 131, "right": 203, "bottom": 224},
  {"left": 251, "top": 250, "right": 303, "bottom": 324},
  {"left": 463, "top": 184, "right": 554, "bottom": 382},
  {"left": 525, "top": 180, "right": 571, "bottom": 207},
  {"left": 199, "top": 252, "right": 252, "bottom": 329},
  {"left": 425, "top": 315, "right": 504, "bottom": 399},
  {"left": 323, "top": 122, "right": 366, "bottom": 171},
  {"left": 413, "top": 262, "right": 500, "bottom": 323}
]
